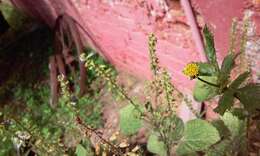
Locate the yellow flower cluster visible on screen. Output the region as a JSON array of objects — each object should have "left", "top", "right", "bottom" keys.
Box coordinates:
[{"left": 183, "top": 63, "right": 199, "bottom": 78}]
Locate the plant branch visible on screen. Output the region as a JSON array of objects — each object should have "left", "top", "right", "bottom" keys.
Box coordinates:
[{"left": 197, "top": 77, "right": 220, "bottom": 88}]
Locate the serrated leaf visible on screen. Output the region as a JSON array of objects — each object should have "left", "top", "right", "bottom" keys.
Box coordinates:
[
  {"left": 206, "top": 139, "right": 231, "bottom": 156},
  {"left": 203, "top": 26, "right": 218, "bottom": 69},
  {"left": 170, "top": 115, "right": 185, "bottom": 141},
  {"left": 76, "top": 144, "right": 88, "bottom": 156},
  {"left": 220, "top": 54, "right": 235, "bottom": 74},
  {"left": 193, "top": 76, "right": 219, "bottom": 102},
  {"left": 196, "top": 62, "right": 217, "bottom": 76},
  {"left": 218, "top": 53, "right": 238, "bottom": 85},
  {"left": 211, "top": 120, "right": 231, "bottom": 138},
  {"left": 229, "top": 71, "right": 250, "bottom": 89},
  {"left": 160, "top": 115, "right": 184, "bottom": 142},
  {"left": 176, "top": 119, "right": 220, "bottom": 155},
  {"left": 147, "top": 134, "right": 167, "bottom": 156},
  {"left": 220, "top": 112, "right": 247, "bottom": 155},
  {"left": 221, "top": 112, "right": 246, "bottom": 138},
  {"left": 236, "top": 84, "right": 260, "bottom": 112},
  {"left": 214, "top": 90, "right": 235, "bottom": 115},
  {"left": 215, "top": 71, "right": 250, "bottom": 115},
  {"left": 119, "top": 104, "right": 142, "bottom": 135},
  {"left": 231, "top": 108, "right": 248, "bottom": 120}
]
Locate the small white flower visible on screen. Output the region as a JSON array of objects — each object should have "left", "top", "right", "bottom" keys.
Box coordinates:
[
  {"left": 79, "top": 53, "right": 86, "bottom": 62},
  {"left": 16, "top": 131, "right": 31, "bottom": 140},
  {"left": 70, "top": 101, "right": 76, "bottom": 106},
  {"left": 12, "top": 137, "right": 23, "bottom": 149}
]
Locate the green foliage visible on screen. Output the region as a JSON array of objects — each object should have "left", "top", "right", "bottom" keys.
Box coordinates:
[
  {"left": 76, "top": 144, "right": 88, "bottom": 156},
  {"left": 77, "top": 24, "right": 259, "bottom": 156},
  {"left": 236, "top": 84, "right": 260, "bottom": 112},
  {"left": 147, "top": 133, "right": 167, "bottom": 156},
  {"left": 204, "top": 112, "right": 248, "bottom": 156},
  {"left": 214, "top": 72, "right": 250, "bottom": 115},
  {"left": 181, "top": 19, "right": 260, "bottom": 155},
  {"left": 119, "top": 104, "right": 143, "bottom": 135},
  {"left": 214, "top": 90, "right": 235, "bottom": 115},
  {"left": 0, "top": 2, "right": 27, "bottom": 31},
  {"left": 0, "top": 79, "right": 102, "bottom": 155},
  {"left": 218, "top": 53, "right": 237, "bottom": 87},
  {"left": 203, "top": 26, "right": 218, "bottom": 69},
  {"left": 211, "top": 120, "right": 231, "bottom": 138},
  {"left": 75, "top": 142, "right": 94, "bottom": 156},
  {"left": 176, "top": 119, "right": 220, "bottom": 155},
  {"left": 185, "top": 21, "right": 260, "bottom": 116},
  {"left": 168, "top": 115, "right": 184, "bottom": 141},
  {"left": 196, "top": 62, "right": 217, "bottom": 76},
  {"left": 209, "top": 112, "right": 247, "bottom": 155},
  {"left": 193, "top": 76, "right": 218, "bottom": 102},
  {"left": 229, "top": 71, "right": 250, "bottom": 89},
  {"left": 221, "top": 112, "right": 246, "bottom": 139},
  {"left": 206, "top": 139, "right": 231, "bottom": 156},
  {"left": 203, "top": 26, "right": 219, "bottom": 71}
]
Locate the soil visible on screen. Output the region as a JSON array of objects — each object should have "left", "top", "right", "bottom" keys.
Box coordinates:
[{"left": 91, "top": 72, "right": 148, "bottom": 145}]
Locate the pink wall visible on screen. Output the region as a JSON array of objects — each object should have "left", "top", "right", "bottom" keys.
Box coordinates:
[
  {"left": 9, "top": 0, "right": 260, "bottom": 120},
  {"left": 76, "top": 0, "right": 199, "bottom": 94}
]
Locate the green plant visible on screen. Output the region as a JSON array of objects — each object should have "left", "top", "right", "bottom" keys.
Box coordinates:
[
  {"left": 80, "top": 34, "right": 221, "bottom": 156},
  {"left": 79, "top": 17, "right": 260, "bottom": 156},
  {"left": 182, "top": 18, "right": 260, "bottom": 155},
  {"left": 183, "top": 19, "right": 260, "bottom": 115},
  {"left": 0, "top": 75, "right": 103, "bottom": 155}
]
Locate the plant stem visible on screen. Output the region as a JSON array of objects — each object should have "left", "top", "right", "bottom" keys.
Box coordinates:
[
  {"left": 197, "top": 77, "right": 220, "bottom": 88},
  {"left": 76, "top": 116, "right": 123, "bottom": 155}
]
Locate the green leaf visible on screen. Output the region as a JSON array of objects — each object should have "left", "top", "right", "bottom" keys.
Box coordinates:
[
  {"left": 119, "top": 104, "right": 143, "bottom": 135},
  {"left": 218, "top": 53, "right": 238, "bottom": 85},
  {"left": 170, "top": 115, "right": 185, "bottom": 141},
  {"left": 203, "top": 26, "right": 218, "bottom": 69},
  {"left": 196, "top": 62, "right": 217, "bottom": 76},
  {"left": 220, "top": 112, "right": 247, "bottom": 155},
  {"left": 176, "top": 119, "right": 220, "bottom": 155},
  {"left": 221, "top": 112, "right": 246, "bottom": 138},
  {"left": 229, "top": 71, "right": 250, "bottom": 89},
  {"left": 147, "top": 133, "right": 167, "bottom": 156},
  {"left": 231, "top": 108, "right": 248, "bottom": 120},
  {"left": 220, "top": 54, "right": 235, "bottom": 72},
  {"left": 0, "top": 3, "right": 27, "bottom": 31},
  {"left": 193, "top": 76, "right": 219, "bottom": 102},
  {"left": 76, "top": 144, "right": 88, "bottom": 156},
  {"left": 160, "top": 115, "right": 184, "bottom": 142},
  {"left": 214, "top": 90, "right": 235, "bottom": 115},
  {"left": 214, "top": 71, "right": 250, "bottom": 115},
  {"left": 206, "top": 139, "right": 231, "bottom": 156},
  {"left": 236, "top": 84, "right": 260, "bottom": 112},
  {"left": 211, "top": 120, "right": 231, "bottom": 138}
]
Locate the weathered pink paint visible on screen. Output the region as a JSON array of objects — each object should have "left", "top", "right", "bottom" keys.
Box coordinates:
[
  {"left": 12, "top": 1, "right": 198, "bottom": 94},
  {"left": 10, "top": 0, "right": 259, "bottom": 120},
  {"left": 77, "top": 0, "right": 199, "bottom": 93},
  {"left": 192, "top": 0, "right": 246, "bottom": 61},
  {"left": 192, "top": 0, "right": 260, "bottom": 119}
]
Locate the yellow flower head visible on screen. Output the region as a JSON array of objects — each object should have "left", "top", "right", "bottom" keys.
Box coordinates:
[{"left": 183, "top": 63, "right": 199, "bottom": 78}]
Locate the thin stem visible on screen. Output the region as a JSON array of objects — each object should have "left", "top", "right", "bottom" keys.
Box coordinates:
[
  {"left": 197, "top": 77, "right": 220, "bottom": 88},
  {"left": 76, "top": 116, "right": 123, "bottom": 155}
]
